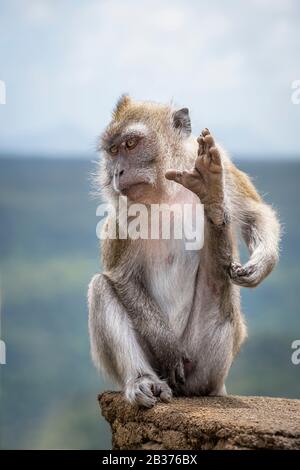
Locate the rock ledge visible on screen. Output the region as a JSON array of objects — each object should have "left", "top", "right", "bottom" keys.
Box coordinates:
[{"left": 99, "top": 392, "right": 300, "bottom": 450}]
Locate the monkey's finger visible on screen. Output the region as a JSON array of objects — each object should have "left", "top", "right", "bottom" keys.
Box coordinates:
[
  {"left": 167, "top": 369, "right": 177, "bottom": 389},
  {"left": 175, "top": 362, "right": 185, "bottom": 385},
  {"left": 201, "top": 128, "right": 210, "bottom": 137},
  {"left": 202, "top": 135, "right": 214, "bottom": 161},
  {"left": 204, "top": 134, "right": 215, "bottom": 148},
  {"left": 197, "top": 136, "right": 205, "bottom": 155},
  {"left": 194, "top": 156, "right": 207, "bottom": 177},
  {"left": 209, "top": 146, "right": 222, "bottom": 166},
  {"left": 165, "top": 169, "right": 183, "bottom": 184}
]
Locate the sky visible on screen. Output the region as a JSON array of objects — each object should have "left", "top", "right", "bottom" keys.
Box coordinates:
[{"left": 0, "top": 0, "right": 299, "bottom": 157}]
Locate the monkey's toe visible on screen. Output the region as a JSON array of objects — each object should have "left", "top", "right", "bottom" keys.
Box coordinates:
[
  {"left": 126, "top": 375, "right": 159, "bottom": 408},
  {"left": 151, "top": 382, "right": 173, "bottom": 403},
  {"left": 136, "top": 390, "right": 156, "bottom": 408},
  {"left": 125, "top": 375, "right": 174, "bottom": 408}
]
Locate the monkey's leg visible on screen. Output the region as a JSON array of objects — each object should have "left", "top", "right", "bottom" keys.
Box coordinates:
[
  {"left": 88, "top": 273, "right": 172, "bottom": 407},
  {"left": 98, "top": 238, "right": 189, "bottom": 390},
  {"left": 108, "top": 272, "right": 189, "bottom": 388}
]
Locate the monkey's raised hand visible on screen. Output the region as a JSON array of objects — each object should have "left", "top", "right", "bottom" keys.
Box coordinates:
[{"left": 166, "top": 128, "right": 225, "bottom": 225}]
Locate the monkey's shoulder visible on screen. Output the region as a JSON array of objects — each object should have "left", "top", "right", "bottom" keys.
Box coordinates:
[{"left": 225, "top": 161, "right": 261, "bottom": 203}]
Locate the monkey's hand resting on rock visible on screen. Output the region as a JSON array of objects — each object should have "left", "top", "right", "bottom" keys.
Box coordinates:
[{"left": 166, "top": 128, "right": 225, "bottom": 226}]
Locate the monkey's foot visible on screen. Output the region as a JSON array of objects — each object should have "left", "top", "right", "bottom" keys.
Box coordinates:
[
  {"left": 229, "top": 261, "right": 259, "bottom": 287},
  {"left": 125, "top": 375, "right": 172, "bottom": 408},
  {"left": 165, "top": 129, "right": 225, "bottom": 225}
]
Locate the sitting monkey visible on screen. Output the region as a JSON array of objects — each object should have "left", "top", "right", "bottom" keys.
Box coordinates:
[{"left": 88, "top": 95, "right": 280, "bottom": 407}]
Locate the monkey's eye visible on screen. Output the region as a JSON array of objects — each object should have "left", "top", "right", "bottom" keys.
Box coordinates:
[
  {"left": 109, "top": 144, "right": 118, "bottom": 155},
  {"left": 126, "top": 138, "right": 138, "bottom": 150}
]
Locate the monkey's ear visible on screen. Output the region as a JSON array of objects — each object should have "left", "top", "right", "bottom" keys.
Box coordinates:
[
  {"left": 113, "top": 94, "right": 132, "bottom": 121},
  {"left": 173, "top": 108, "right": 191, "bottom": 137}
]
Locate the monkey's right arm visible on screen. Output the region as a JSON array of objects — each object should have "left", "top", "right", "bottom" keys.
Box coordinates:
[
  {"left": 101, "top": 236, "right": 187, "bottom": 387},
  {"left": 227, "top": 163, "right": 280, "bottom": 287}
]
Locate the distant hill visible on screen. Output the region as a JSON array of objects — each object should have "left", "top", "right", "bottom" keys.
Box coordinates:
[{"left": 0, "top": 157, "right": 299, "bottom": 449}]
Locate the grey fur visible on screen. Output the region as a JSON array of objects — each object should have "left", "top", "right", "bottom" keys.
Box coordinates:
[{"left": 88, "top": 98, "right": 280, "bottom": 407}]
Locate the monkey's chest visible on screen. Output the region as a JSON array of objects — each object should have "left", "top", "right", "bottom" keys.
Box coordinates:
[{"left": 144, "top": 239, "right": 200, "bottom": 336}]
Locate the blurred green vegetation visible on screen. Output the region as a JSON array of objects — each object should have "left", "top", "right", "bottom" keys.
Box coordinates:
[{"left": 0, "top": 157, "right": 299, "bottom": 449}]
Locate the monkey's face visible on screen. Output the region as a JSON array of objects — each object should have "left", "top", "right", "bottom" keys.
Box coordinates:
[
  {"left": 101, "top": 123, "right": 160, "bottom": 203},
  {"left": 99, "top": 97, "right": 192, "bottom": 204}
]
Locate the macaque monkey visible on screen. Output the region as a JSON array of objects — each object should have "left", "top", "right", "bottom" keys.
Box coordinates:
[{"left": 88, "top": 95, "right": 280, "bottom": 407}]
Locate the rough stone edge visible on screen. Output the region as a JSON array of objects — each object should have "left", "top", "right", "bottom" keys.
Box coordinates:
[{"left": 98, "top": 391, "right": 300, "bottom": 450}]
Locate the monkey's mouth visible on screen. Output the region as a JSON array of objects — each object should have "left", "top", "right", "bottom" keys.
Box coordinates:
[
  {"left": 116, "top": 175, "right": 151, "bottom": 194},
  {"left": 120, "top": 181, "right": 150, "bottom": 196}
]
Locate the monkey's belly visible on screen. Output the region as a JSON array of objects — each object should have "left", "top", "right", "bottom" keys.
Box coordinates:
[{"left": 144, "top": 239, "right": 200, "bottom": 336}]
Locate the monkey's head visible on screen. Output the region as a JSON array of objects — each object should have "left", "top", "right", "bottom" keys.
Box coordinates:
[{"left": 98, "top": 95, "right": 194, "bottom": 204}]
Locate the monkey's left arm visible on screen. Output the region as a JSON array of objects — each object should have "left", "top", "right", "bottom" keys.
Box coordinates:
[
  {"left": 227, "top": 164, "right": 280, "bottom": 287},
  {"left": 166, "top": 128, "right": 280, "bottom": 289}
]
